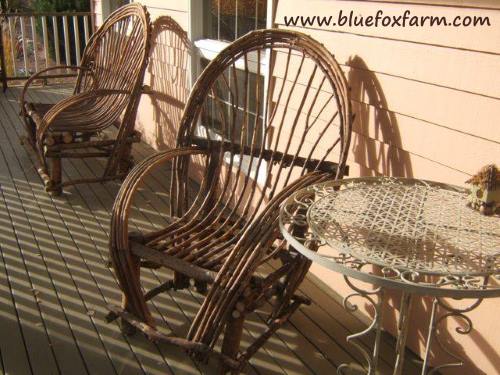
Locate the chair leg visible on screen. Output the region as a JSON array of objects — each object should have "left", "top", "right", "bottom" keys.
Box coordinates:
[
  {"left": 49, "top": 155, "right": 62, "bottom": 196},
  {"left": 120, "top": 316, "right": 138, "bottom": 336},
  {"left": 220, "top": 313, "right": 245, "bottom": 374},
  {"left": 118, "top": 143, "right": 134, "bottom": 175},
  {"left": 20, "top": 116, "right": 36, "bottom": 146},
  {"left": 119, "top": 253, "right": 142, "bottom": 336}
]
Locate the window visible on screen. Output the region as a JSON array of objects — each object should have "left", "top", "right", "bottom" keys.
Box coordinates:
[
  {"left": 203, "top": 0, "right": 267, "bottom": 41},
  {"left": 192, "top": 0, "right": 271, "bottom": 76},
  {"left": 190, "top": 0, "right": 273, "bottom": 183},
  {"left": 200, "top": 57, "right": 264, "bottom": 148}
]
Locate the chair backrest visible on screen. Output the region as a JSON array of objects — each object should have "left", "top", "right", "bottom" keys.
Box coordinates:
[
  {"left": 74, "top": 3, "right": 151, "bottom": 132},
  {"left": 170, "top": 29, "right": 352, "bottom": 233}
]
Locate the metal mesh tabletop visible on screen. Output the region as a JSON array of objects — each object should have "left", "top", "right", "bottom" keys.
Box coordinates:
[
  {"left": 307, "top": 178, "right": 500, "bottom": 276},
  {"left": 280, "top": 177, "right": 500, "bottom": 374},
  {"left": 280, "top": 177, "right": 500, "bottom": 298}
]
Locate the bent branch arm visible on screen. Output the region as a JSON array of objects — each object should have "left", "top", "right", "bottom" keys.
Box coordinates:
[
  {"left": 19, "top": 65, "right": 94, "bottom": 117},
  {"left": 109, "top": 147, "right": 208, "bottom": 324}
]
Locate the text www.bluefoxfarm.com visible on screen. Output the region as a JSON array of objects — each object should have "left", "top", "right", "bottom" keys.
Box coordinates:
[{"left": 283, "top": 10, "right": 491, "bottom": 28}]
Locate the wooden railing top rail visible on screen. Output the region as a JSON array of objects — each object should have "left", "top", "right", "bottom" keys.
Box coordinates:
[
  {"left": 0, "top": 11, "right": 93, "bottom": 17},
  {"left": 0, "top": 10, "right": 95, "bottom": 89}
]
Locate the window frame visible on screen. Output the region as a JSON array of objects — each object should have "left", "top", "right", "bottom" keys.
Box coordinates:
[{"left": 188, "top": 0, "right": 275, "bottom": 185}]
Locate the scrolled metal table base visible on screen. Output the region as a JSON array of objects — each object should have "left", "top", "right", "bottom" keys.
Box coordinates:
[
  {"left": 336, "top": 275, "right": 485, "bottom": 375},
  {"left": 421, "top": 297, "right": 483, "bottom": 375},
  {"left": 336, "top": 275, "right": 384, "bottom": 375}
]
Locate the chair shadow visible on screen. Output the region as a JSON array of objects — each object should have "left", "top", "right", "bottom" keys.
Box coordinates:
[
  {"left": 348, "top": 56, "right": 495, "bottom": 374},
  {"left": 140, "top": 16, "right": 192, "bottom": 150},
  {"left": 348, "top": 56, "right": 412, "bottom": 178}
]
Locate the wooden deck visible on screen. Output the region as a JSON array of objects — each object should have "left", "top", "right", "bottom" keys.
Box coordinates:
[{"left": 0, "top": 85, "right": 423, "bottom": 375}]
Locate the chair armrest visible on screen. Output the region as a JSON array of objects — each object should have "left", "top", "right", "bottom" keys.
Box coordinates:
[
  {"left": 19, "top": 65, "right": 94, "bottom": 117},
  {"left": 109, "top": 146, "right": 208, "bottom": 325},
  {"left": 110, "top": 147, "right": 208, "bottom": 257}
]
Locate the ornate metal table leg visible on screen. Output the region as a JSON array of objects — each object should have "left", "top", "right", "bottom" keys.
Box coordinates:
[
  {"left": 421, "top": 298, "right": 438, "bottom": 375},
  {"left": 393, "top": 292, "right": 413, "bottom": 375},
  {"left": 371, "top": 289, "right": 384, "bottom": 372},
  {"left": 421, "top": 296, "right": 483, "bottom": 375},
  {"left": 337, "top": 276, "right": 384, "bottom": 375}
]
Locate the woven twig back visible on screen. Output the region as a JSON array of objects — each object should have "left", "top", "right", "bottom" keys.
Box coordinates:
[{"left": 169, "top": 29, "right": 351, "bottom": 238}]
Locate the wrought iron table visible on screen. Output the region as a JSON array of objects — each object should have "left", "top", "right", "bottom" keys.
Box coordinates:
[{"left": 279, "top": 177, "right": 500, "bottom": 375}]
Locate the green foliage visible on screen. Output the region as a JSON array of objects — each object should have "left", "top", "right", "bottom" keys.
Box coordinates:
[
  {"left": 33, "top": 0, "right": 90, "bottom": 12},
  {"left": 3, "top": 0, "right": 28, "bottom": 11}
]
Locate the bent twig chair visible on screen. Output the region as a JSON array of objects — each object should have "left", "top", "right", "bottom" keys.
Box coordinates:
[
  {"left": 107, "top": 29, "right": 352, "bottom": 373},
  {"left": 19, "top": 4, "right": 151, "bottom": 195}
]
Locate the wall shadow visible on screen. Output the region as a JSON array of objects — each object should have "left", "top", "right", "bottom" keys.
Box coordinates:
[
  {"left": 348, "top": 56, "right": 412, "bottom": 178},
  {"left": 142, "top": 16, "right": 192, "bottom": 150},
  {"left": 347, "top": 56, "right": 496, "bottom": 374}
]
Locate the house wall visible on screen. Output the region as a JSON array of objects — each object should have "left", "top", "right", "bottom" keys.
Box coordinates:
[
  {"left": 97, "top": 0, "right": 500, "bottom": 374},
  {"left": 272, "top": 2, "right": 500, "bottom": 375},
  {"left": 92, "top": 1, "right": 191, "bottom": 148},
  {"left": 93, "top": 0, "right": 131, "bottom": 26}
]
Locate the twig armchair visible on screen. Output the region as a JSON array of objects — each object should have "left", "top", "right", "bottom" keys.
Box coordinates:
[
  {"left": 107, "top": 29, "right": 352, "bottom": 373},
  {"left": 19, "top": 4, "right": 151, "bottom": 195}
]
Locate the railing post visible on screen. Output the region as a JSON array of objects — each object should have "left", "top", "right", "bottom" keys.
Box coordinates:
[
  {"left": 19, "top": 16, "right": 28, "bottom": 76},
  {"left": 83, "top": 15, "right": 90, "bottom": 45},
  {"left": 7, "top": 17, "right": 15, "bottom": 76},
  {"left": 73, "top": 15, "right": 81, "bottom": 63},
  {"left": 62, "top": 15, "right": 70, "bottom": 66},
  {"left": 30, "top": 16, "right": 38, "bottom": 72},
  {"left": 52, "top": 15, "right": 60, "bottom": 65},
  {"left": 0, "top": 17, "right": 7, "bottom": 91},
  {"left": 0, "top": 0, "right": 6, "bottom": 91},
  {"left": 42, "top": 16, "right": 49, "bottom": 69}
]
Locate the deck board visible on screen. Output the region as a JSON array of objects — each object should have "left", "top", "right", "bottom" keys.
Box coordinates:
[
  {"left": 0, "top": 94, "right": 91, "bottom": 375},
  {"left": 0, "top": 84, "right": 423, "bottom": 375}
]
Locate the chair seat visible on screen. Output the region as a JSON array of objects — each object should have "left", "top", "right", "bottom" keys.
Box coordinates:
[
  {"left": 24, "top": 100, "right": 121, "bottom": 133},
  {"left": 25, "top": 102, "right": 54, "bottom": 117},
  {"left": 142, "top": 214, "right": 244, "bottom": 273}
]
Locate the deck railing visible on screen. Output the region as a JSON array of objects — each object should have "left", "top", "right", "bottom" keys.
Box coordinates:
[{"left": 0, "top": 11, "right": 95, "bottom": 90}]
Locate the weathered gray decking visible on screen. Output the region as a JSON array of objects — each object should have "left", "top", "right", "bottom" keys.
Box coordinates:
[{"left": 0, "top": 85, "right": 422, "bottom": 375}]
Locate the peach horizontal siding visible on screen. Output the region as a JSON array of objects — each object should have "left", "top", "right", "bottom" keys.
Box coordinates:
[
  {"left": 280, "top": 0, "right": 500, "bottom": 52},
  {"left": 275, "top": 1, "right": 500, "bottom": 374}
]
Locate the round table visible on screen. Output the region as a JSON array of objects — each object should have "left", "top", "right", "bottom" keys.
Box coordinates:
[{"left": 279, "top": 177, "right": 500, "bottom": 375}]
